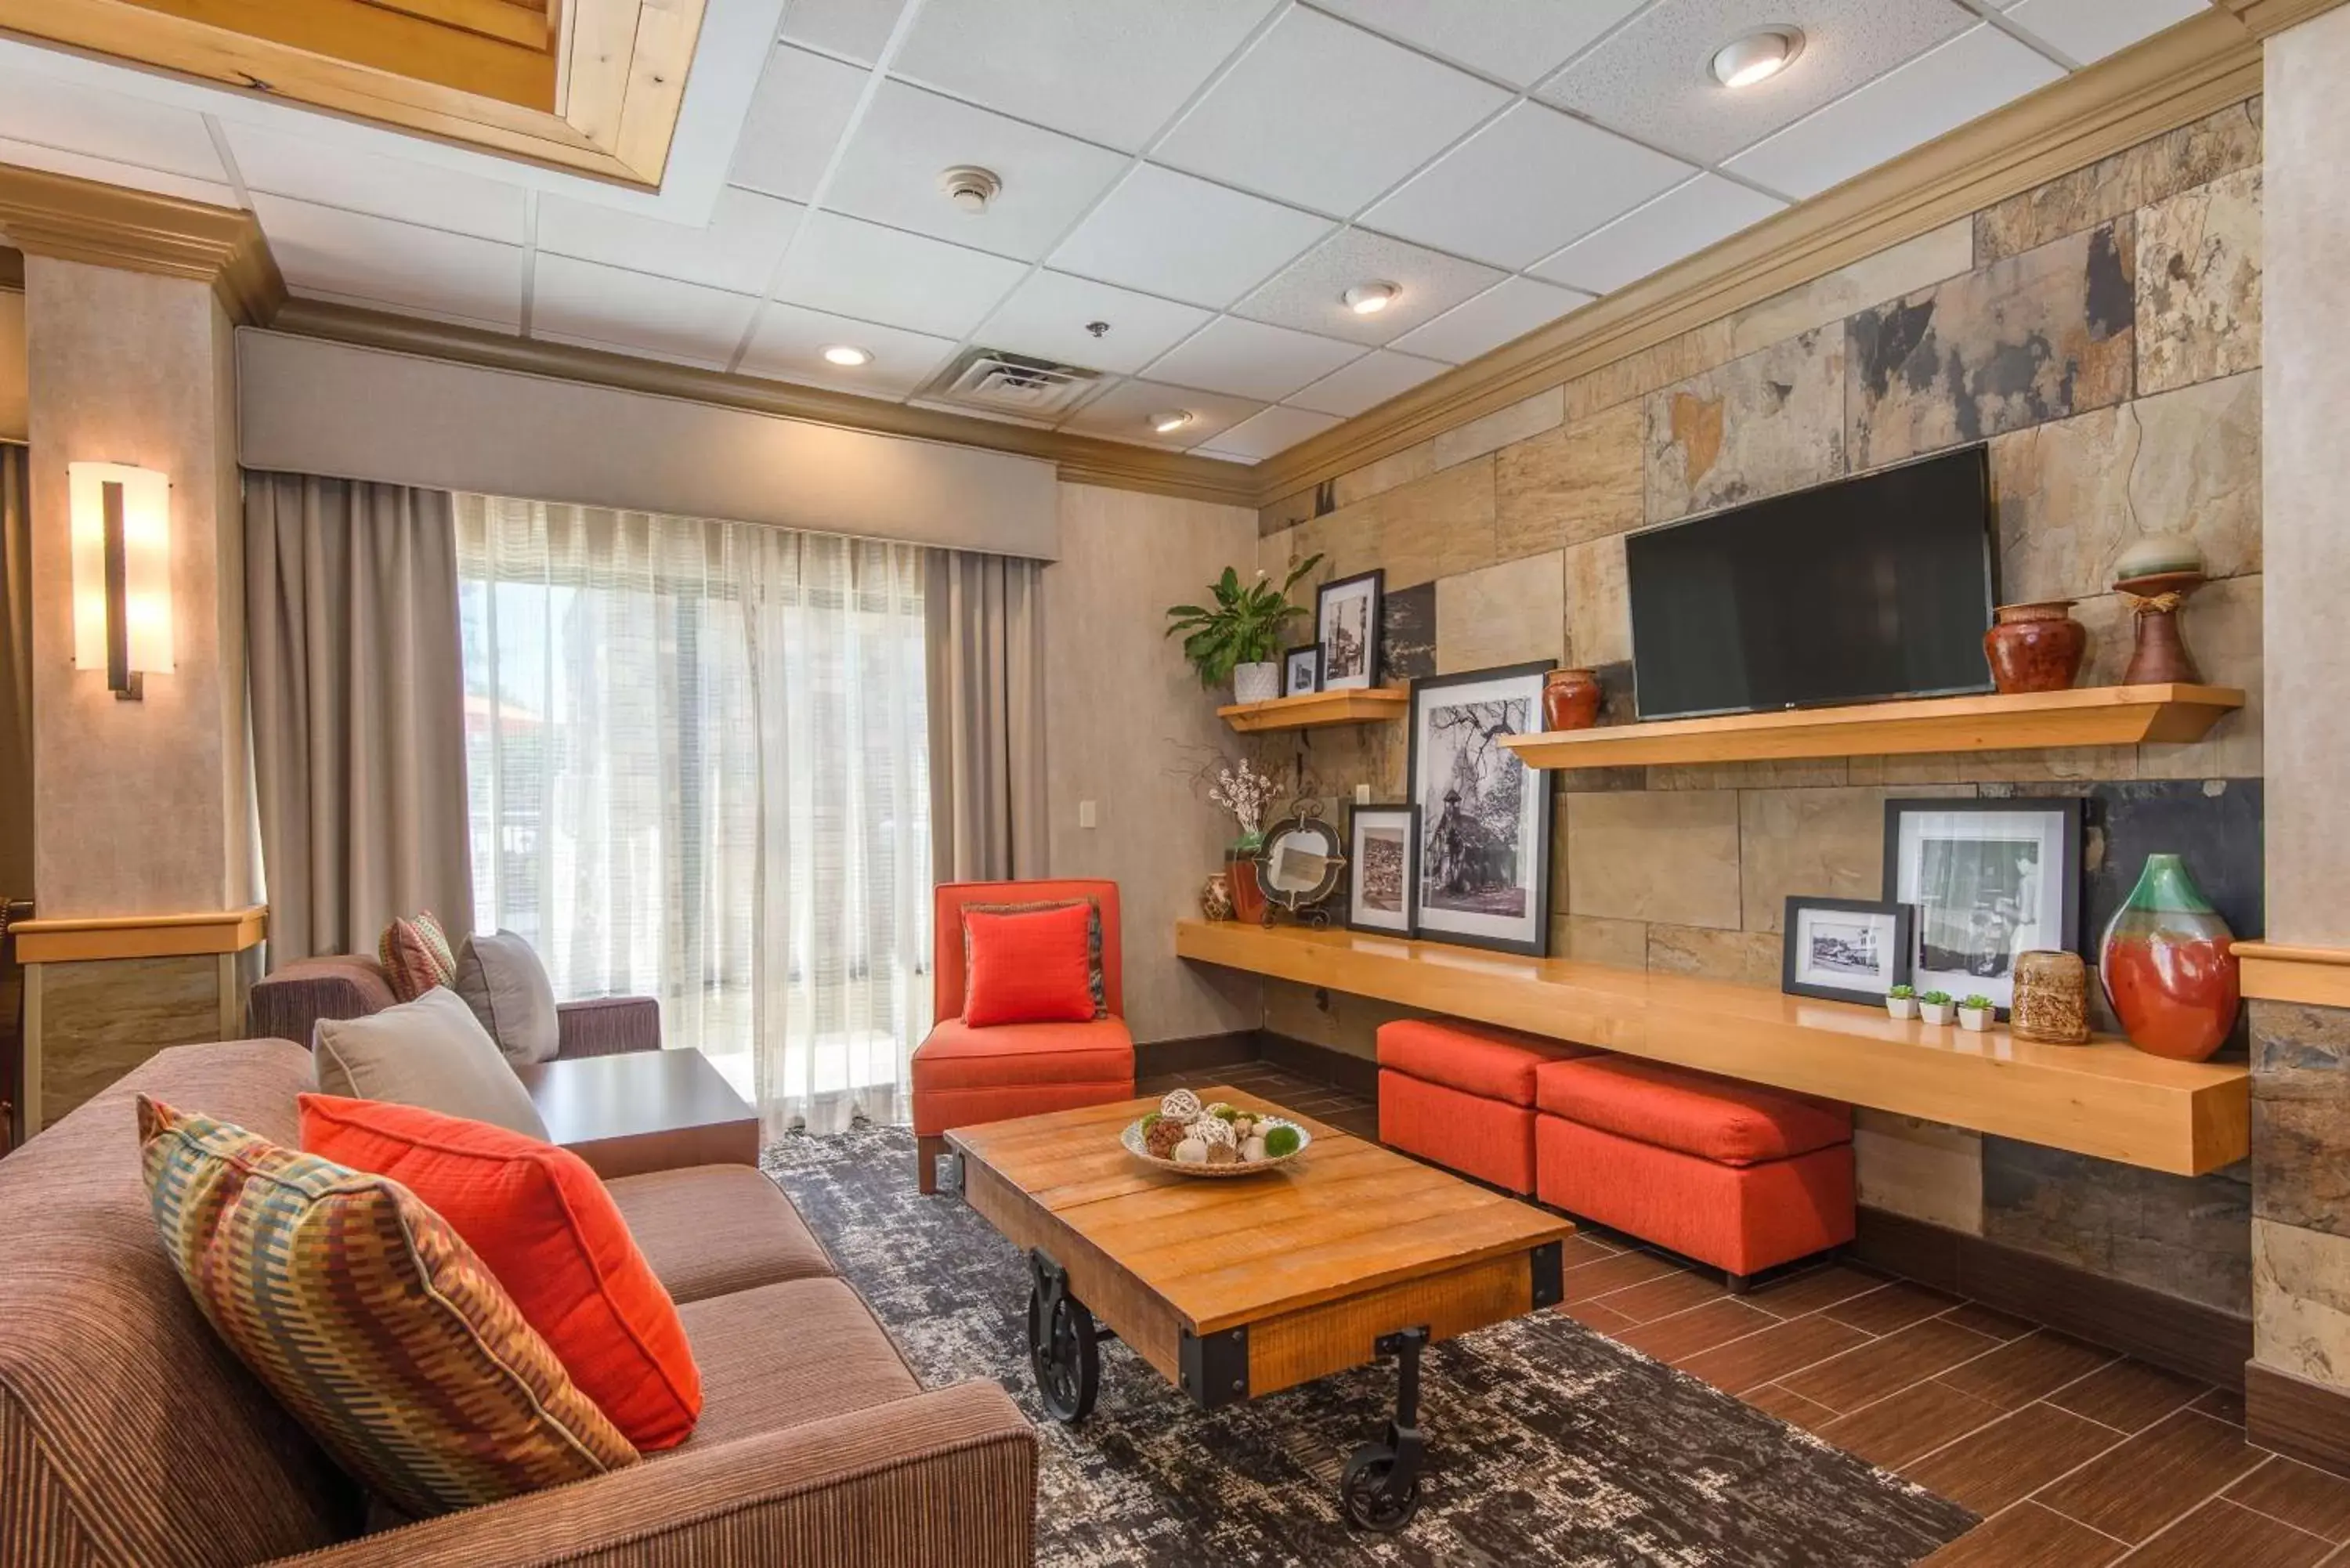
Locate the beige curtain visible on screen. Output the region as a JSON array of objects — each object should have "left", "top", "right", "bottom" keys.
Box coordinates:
[
  {"left": 926, "top": 551, "right": 1047, "bottom": 883},
  {"left": 0, "top": 444, "right": 29, "bottom": 901},
  {"left": 246, "top": 472, "right": 473, "bottom": 961}
]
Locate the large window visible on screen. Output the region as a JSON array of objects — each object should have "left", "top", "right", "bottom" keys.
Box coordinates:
[{"left": 456, "top": 495, "right": 930, "bottom": 1134}]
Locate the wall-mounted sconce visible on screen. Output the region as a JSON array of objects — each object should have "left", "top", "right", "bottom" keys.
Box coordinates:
[{"left": 67, "top": 461, "right": 172, "bottom": 700}]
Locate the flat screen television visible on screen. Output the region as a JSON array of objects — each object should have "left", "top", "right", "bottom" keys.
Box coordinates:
[{"left": 1625, "top": 446, "right": 1997, "bottom": 721}]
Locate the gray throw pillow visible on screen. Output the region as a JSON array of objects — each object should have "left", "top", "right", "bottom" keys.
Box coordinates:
[
  {"left": 452, "top": 930, "right": 561, "bottom": 1067},
  {"left": 313, "top": 988, "right": 550, "bottom": 1139}
]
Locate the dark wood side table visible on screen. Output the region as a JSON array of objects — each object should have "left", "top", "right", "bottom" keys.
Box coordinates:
[{"left": 514, "top": 1048, "right": 758, "bottom": 1179}]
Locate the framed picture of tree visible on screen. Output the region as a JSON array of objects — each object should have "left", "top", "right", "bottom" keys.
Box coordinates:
[{"left": 1406, "top": 662, "right": 1555, "bottom": 956}]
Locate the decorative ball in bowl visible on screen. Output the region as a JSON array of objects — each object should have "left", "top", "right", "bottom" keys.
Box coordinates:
[{"left": 1123, "top": 1088, "right": 1311, "bottom": 1177}]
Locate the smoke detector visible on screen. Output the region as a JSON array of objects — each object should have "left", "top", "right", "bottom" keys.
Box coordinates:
[{"left": 938, "top": 165, "right": 1002, "bottom": 214}]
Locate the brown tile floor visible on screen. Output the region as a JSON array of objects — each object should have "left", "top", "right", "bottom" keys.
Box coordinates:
[{"left": 1141, "top": 1059, "right": 2350, "bottom": 1566}]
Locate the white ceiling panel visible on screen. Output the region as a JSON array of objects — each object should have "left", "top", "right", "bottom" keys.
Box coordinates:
[
  {"left": 1235, "top": 227, "right": 1505, "bottom": 346},
  {"left": 253, "top": 195, "right": 524, "bottom": 330},
  {"left": 1059, "top": 378, "right": 1267, "bottom": 450},
  {"left": 1531, "top": 173, "right": 1786, "bottom": 294},
  {"left": 728, "top": 45, "right": 869, "bottom": 205},
  {"left": 1199, "top": 405, "right": 1343, "bottom": 462},
  {"left": 1361, "top": 102, "right": 1694, "bottom": 269},
  {"left": 771, "top": 211, "right": 1027, "bottom": 339},
  {"left": 973, "top": 271, "right": 1211, "bottom": 374},
  {"left": 739, "top": 302, "right": 959, "bottom": 396},
  {"left": 530, "top": 255, "right": 759, "bottom": 368},
  {"left": 1286, "top": 349, "right": 1448, "bottom": 417},
  {"left": 1726, "top": 26, "right": 2063, "bottom": 200},
  {"left": 1048, "top": 163, "right": 1332, "bottom": 309},
  {"left": 0, "top": 138, "right": 236, "bottom": 208},
  {"left": 537, "top": 186, "right": 803, "bottom": 294},
  {"left": 890, "top": 0, "right": 1280, "bottom": 154},
  {"left": 2001, "top": 0, "right": 2211, "bottom": 65},
  {"left": 1314, "top": 0, "right": 1653, "bottom": 89},
  {"left": 781, "top": 0, "right": 909, "bottom": 65},
  {"left": 1154, "top": 7, "right": 1512, "bottom": 217},
  {"left": 1537, "top": 0, "right": 1973, "bottom": 166},
  {"left": 1390, "top": 275, "right": 1593, "bottom": 363},
  {"left": 0, "top": 65, "right": 226, "bottom": 182},
  {"left": 824, "top": 80, "right": 1129, "bottom": 260},
  {"left": 223, "top": 121, "right": 526, "bottom": 243},
  {"left": 1144, "top": 315, "right": 1365, "bottom": 401}
]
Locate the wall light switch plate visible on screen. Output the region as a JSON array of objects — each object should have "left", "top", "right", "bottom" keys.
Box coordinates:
[
  {"left": 1354, "top": 783, "right": 1372, "bottom": 804},
  {"left": 1078, "top": 800, "right": 1097, "bottom": 829}
]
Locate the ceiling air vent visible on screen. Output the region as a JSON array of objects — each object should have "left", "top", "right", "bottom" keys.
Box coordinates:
[{"left": 925, "top": 348, "right": 1101, "bottom": 417}]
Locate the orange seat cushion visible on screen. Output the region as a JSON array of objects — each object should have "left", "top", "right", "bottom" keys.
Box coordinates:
[
  {"left": 1534, "top": 1057, "right": 1850, "bottom": 1165},
  {"left": 1536, "top": 1116, "right": 1854, "bottom": 1276},
  {"left": 1376, "top": 1018, "right": 1600, "bottom": 1107},
  {"left": 961, "top": 903, "right": 1097, "bottom": 1027},
  {"left": 912, "top": 1017, "right": 1135, "bottom": 1093},
  {"left": 298, "top": 1093, "right": 701, "bottom": 1451},
  {"left": 1377, "top": 1068, "right": 1540, "bottom": 1194}
]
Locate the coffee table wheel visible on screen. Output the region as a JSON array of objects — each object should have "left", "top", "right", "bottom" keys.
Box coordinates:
[
  {"left": 1340, "top": 1440, "right": 1420, "bottom": 1531},
  {"left": 1026, "top": 1263, "right": 1099, "bottom": 1423}
]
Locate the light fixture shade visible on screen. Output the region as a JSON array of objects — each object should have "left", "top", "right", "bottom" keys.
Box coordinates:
[{"left": 68, "top": 461, "right": 172, "bottom": 679}]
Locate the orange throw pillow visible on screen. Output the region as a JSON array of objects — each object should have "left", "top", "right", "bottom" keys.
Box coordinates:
[
  {"left": 298, "top": 1093, "right": 701, "bottom": 1451},
  {"left": 962, "top": 902, "right": 1097, "bottom": 1027}
]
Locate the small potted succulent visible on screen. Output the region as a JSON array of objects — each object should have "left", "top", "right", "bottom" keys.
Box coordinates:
[
  {"left": 1918, "top": 989, "right": 1956, "bottom": 1026},
  {"left": 1885, "top": 984, "right": 1918, "bottom": 1022},
  {"left": 1165, "top": 555, "right": 1322, "bottom": 704},
  {"left": 1957, "top": 994, "right": 1996, "bottom": 1032}
]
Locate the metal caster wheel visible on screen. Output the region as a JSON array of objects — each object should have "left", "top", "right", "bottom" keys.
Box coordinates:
[
  {"left": 1340, "top": 1441, "right": 1422, "bottom": 1531},
  {"left": 1027, "top": 1252, "right": 1098, "bottom": 1422}
]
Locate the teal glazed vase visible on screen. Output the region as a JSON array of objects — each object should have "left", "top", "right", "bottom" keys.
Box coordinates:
[{"left": 2099, "top": 854, "right": 2240, "bottom": 1062}]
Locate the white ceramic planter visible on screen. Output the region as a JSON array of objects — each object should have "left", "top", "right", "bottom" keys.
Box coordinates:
[
  {"left": 1920, "top": 999, "right": 1955, "bottom": 1026},
  {"left": 1885, "top": 995, "right": 1918, "bottom": 1021},
  {"left": 1232, "top": 662, "right": 1282, "bottom": 704},
  {"left": 1958, "top": 1006, "right": 1994, "bottom": 1032}
]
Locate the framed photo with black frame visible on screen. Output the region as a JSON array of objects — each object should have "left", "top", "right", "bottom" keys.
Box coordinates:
[
  {"left": 1782, "top": 897, "right": 1914, "bottom": 1006},
  {"left": 1406, "top": 661, "right": 1554, "bottom": 956},
  {"left": 1282, "top": 643, "right": 1321, "bottom": 697},
  {"left": 1882, "top": 797, "right": 2082, "bottom": 1017},
  {"left": 1315, "top": 569, "right": 1383, "bottom": 692},
  {"left": 1345, "top": 804, "right": 1418, "bottom": 938}
]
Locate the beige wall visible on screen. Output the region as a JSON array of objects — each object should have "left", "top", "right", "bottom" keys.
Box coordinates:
[{"left": 1043, "top": 482, "right": 1261, "bottom": 1045}]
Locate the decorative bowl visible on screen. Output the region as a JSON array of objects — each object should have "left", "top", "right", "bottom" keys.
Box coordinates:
[{"left": 1120, "top": 1115, "right": 1311, "bottom": 1177}]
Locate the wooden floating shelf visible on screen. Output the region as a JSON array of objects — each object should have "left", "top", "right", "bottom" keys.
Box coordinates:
[
  {"left": 1219, "top": 686, "right": 1408, "bottom": 734},
  {"left": 1500, "top": 684, "right": 2244, "bottom": 771},
  {"left": 1177, "top": 919, "right": 2247, "bottom": 1176}
]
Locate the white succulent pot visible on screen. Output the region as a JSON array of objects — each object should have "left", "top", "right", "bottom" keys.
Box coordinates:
[
  {"left": 1232, "top": 661, "right": 1282, "bottom": 704},
  {"left": 1885, "top": 995, "right": 1918, "bottom": 1021},
  {"left": 1958, "top": 1005, "right": 1994, "bottom": 1032},
  {"left": 1920, "top": 999, "right": 1956, "bottom": 1026}
]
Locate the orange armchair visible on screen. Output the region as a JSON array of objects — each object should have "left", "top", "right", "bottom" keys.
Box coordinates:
[{"left": 911, "top": 880, "right": 1137, "bottom": 1193}]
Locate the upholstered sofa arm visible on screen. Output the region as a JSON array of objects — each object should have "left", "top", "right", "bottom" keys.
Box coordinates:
[
  {"left": 555, "top": 995, "right": 662, "bottom": 1059},
  {"left": 262, "top": 1381, "right": 1036, "bottom": 1568},
  {"left": 248, "top": 956, "right": 398, "bottom": 1047}
]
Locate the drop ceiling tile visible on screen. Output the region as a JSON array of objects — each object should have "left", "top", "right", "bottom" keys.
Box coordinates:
[
  {"left": 729, "top": 45, "right": 868, "bottom": 204},
  {"left": 972, "top": 271, "right": 1211, "bottom": 374},
  {"left": 781, "top": 0, "right": 906, "bottom": 64},
  {"left": 1392, "top": 275, "right": 1593, "bottom": 363},
  {"left": 1285, "top": 349, "right": 1448, "bottom": 417},
  {"left": 0, "top": 66, "right": 226, "bottom": 182},
  {"left": 530, "top": 255, "right": 759, "bottom": 369},
  {"left": 2001, "top": 0, "right": 2210, "bottom": 65},
  {"left": 1059, "top": 378, "right": 1266, "bottom": 450},
  {"left": 1314, "top": 0, "right": 1650, "bottom": 88},
  {"left": 537, "top": 186, "right": 803, "bottom": 294},
  {"left": 1536, "top": 0, "right": 1972, "bottom": 166},
  {"left": 824, "top": 80, "right": 1129, "bottom": 261},
  {"left": 1531, "top": 173, "right": 1786, "bottom": 294},
  {"left": 1199, "top": 405, "right": 1342, "bottom": 462},
  {"left": 1235, "top": 228, "right": 1505, "bottom": 346},
  {"left": 1725, "top": 25, "right": 2063, "bottom": 199},
  {"left": 772, "top": 211, "right": 1027, "bottom": 339},
  {"left": 739, "top": 302, "right": 958, "bottom": 396},
  {"left": 1049, "top": 163, "right": 1332, "bottom": 309},
  {"left": 1155, "top": 7, "right": 1512, "bottom": 216},
  {"left": 1361, "top": 102, "right": 1694, "bottom": 269},
  {"left": 252, "top": 194, "right": 524, "bottom": 331},
  {"left": 1142, "top": 315, "right": 1365, "bottom": 401},
  {"left": 0, "top": 138, "right": 236, "bottom": 208},
  {"left": 221, "top": 121, "right": 525, "bottom": 242},
  {"left": 891, "top": 0, "right": 1280, "bottom": 154}
]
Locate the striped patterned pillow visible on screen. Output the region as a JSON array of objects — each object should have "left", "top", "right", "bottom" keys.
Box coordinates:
[
  {"left": 136, "top": 1095, "right": 638, "bottom": 1518},
  {"left": 379, "top": 911, "right": 457, "bottom": 1002}
]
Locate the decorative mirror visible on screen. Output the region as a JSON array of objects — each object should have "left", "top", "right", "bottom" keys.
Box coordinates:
[{"left": 1254, "top": 804, "right": 1347, "bottom": 924}]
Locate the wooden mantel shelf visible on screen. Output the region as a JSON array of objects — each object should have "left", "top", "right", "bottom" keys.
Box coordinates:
[
  {"left": 1219, "top": 686, "right": 1408, "bottom": 734},
  {"left": 1500, "top": 684, "right": 2243, "bottom": 771},
  {"left": 1177, "top": 919, "right": 2248, "bottom": 1176}
]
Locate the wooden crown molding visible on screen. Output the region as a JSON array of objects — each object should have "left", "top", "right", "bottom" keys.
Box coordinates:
[
  {"left": 0, "top": 164, "right": 285, "bottom": 323},
  {"left": 2234, "top": 942, "right": 2350, "bottom": 1009}
]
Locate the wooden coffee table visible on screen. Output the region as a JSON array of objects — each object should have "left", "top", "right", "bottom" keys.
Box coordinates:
[
  {"left": 945, "top": 1086, "right": 1574, "bottom": 1532},
  {"left": 514, "top": 1048, "right": 757, "bottom": 1178}
]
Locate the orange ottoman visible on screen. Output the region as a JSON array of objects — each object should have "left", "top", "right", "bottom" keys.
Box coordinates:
[
  {"left": 1376, "top": 1018, "right": 1603, "bottom": 1194},
  {"left": 1534, "top": 1056, "right": 1853, "bottom": 1290}
]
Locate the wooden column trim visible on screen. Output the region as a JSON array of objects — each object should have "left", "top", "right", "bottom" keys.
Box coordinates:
[
  {"left": 13, "top": 905, "right": 268, "bottom": 963},
  {"left": 2235, "top": 943, "right": 2350, "bottom": 1009}
]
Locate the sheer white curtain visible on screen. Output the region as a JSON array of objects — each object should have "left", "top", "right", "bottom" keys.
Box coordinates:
[{"left": 455, "top": 495, "right": 931, "bottom": 1136}]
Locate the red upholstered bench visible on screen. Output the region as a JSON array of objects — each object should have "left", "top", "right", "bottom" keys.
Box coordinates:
[
  {"left": 1533, "top": 1056, "right": 1854, "bottom": 1290},
  {"left": 1376, "top": 1018, "right": 1605, "bottom": 1194}
]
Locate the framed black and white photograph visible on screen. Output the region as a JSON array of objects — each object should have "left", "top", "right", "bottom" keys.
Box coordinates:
[
  {"left": 1346, "top": 804, "right": 1418, "bottom": 937},
  {"left": 1316, "top": 569, "right": 1384, "bottom": 692},
  {"left": 1282, "top": 643, "right": 1321, "bottom": 698},
  {"left": 1883, "top": 798, "right": 2082, "bottom": 1014},
  {"left": 1407, "top": 662, "right": 1554, "bottom": 956},
  {"left": 1782, "top": 898, "right": 1914, "bottom": 1006}
]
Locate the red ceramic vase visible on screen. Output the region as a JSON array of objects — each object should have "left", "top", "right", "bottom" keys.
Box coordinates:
[
  {"left": 1542, "top": 668, "right": 1602, "bottom": 732},
  {"left": 1983, "top": 601, "right": 2086, "bottom": 694},
  {"left": 1226, "top": 850, "right": 1267, "bottom": 926},
  {"left": 2099, "top": 854, "right": 2240, "bottom": 1062}
]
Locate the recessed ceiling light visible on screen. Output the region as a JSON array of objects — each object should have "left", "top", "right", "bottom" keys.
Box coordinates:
[
  {"left": 1343, "top": 281, "right": 1400, "bottom": 316},
  {"left": 1150, "top": 410, "right": 1195, "bottom": 434},
  {"left": 1711, "top": 29, "right": 1801, "bottom": 89},
  {"left": 822, "top": 345, "right": 872, "bottom": 367}
]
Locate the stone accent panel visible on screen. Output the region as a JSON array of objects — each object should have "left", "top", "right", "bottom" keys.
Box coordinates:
[
  {"left": 1983, "top": 1137, "right": 2252, "bottom": 1314},
  {"left": 2255, "top": 1218, "right": 2350, "bottom": 1392},
  {"left": 1646, "top": 923, "right": 1779, "bottom": 987},
  {"left": 1974, "top": 99, "right": 2261, "bottom": 263},
  {"left": 2138, "top": 168, "right": 2263, "bottom": 396},
  {"left": 1564, "top": 321, "right": 1737, "bottom": 420},
  {"left": 1433, "top": 388, "right": 1562, "bottom": 472},
  {"left": 1564, "top": 789, "right": 1741, "bottom": 930},
  {"left": 1548, "top": 913, "right": 1648, "bottom": 970},
  {"left": 1562, "top": 533, "right": 1630, "bottom": 668},
  {"left": 1434, "top": 554, "right": 1564, "bottom": 674},
  {"left": 1738, "top": 784, "right": 1970, "bottom": 934},
  {"left": 1333, "top": 442, "right": 1435, "bottom": 511},
  {"left": 38, "top": 952, "right": 226, "bottom": 1127},
  {"left": 1727, "top": 219, "right": 1975, "bottom": 358},
  {"left": 1854, "top": 1112, "right": 1986, "bottom": 1234},
  {"left": 1644, "top": 327, "right": 1846, "bottom": 524},
  {"left": 1494, "top": 400, "right": 1644, "bottom": 561},
  {"left": 1372, "top": 458, "right": 1499, "bottom": 589},
  {"left": 2251, "top": 1000, "right": 2350, "bottom": 1238}
]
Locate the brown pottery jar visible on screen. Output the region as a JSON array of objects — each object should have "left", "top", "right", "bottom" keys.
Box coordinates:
[
  {"left": 1542, "top": 668, "right": 1603, "bottom": 732},
  {"left": 1983, "top": 602, "right": 2087, "bottom": 694}
]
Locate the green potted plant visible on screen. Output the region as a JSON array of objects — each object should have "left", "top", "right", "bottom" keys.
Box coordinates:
[
  {"left": 1918, "top": 989, "right": 1956, "bottom": 1026},
  {"left": 1958, "top": 993, "right": 1996, "bottom": 1032},
  {"left": 1885, "top": 983, "right": 1918, "bottom": 1022},
  {"left": 1165, "top": 555, "right": 1322, "bottom": 703}
]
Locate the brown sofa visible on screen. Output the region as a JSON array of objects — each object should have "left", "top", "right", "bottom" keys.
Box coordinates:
[
  {"left": 0, "top": 1039, "right": 1036, "bottom": 1567},
  {"left": 250, "top": 955, "right": 661, "bottom": 1060}
]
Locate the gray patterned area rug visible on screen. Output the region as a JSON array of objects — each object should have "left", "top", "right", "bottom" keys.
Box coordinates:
[{"left": 762, "top": 1126, "right": 1976, "bottom": 1568}]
